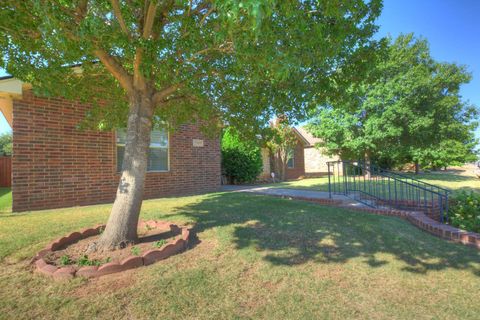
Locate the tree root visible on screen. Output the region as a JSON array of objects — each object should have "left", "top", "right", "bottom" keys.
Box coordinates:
[{"left": 85, "top": 239, "right": 134, "bottom": 253}]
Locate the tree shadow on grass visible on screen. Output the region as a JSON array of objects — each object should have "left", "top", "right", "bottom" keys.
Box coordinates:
[{"left": 175, "top": 192, "right": 480, "bottom": 276}]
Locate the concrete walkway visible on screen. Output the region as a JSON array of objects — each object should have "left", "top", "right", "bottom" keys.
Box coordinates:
[{"left": 221, "top": 185, "right": 369, "bottom": 208}]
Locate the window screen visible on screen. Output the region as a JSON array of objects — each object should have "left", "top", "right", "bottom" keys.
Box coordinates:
[
  {"left": 116, "top": 128, "right": 169, "bottom": 172},
  {"left": 287, "top": 148, "right": 295, "bottom": 168}
]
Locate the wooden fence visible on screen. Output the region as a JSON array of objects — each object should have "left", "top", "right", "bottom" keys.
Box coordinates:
[{"left": 0, "top": 156, "right": 11, "bottom": 187}]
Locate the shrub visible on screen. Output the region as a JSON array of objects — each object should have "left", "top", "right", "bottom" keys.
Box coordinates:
[
  {"left": 77, "top": 255, "right": 101, "bottom": 267},
  {"left": 153, "top": 239, "right": 167, "bottom": 248},
  {"left": 131, "top": 246, "right": 141, "bottom": 256},
  {"left": 59, "top": 255, "right": 73, "bottom": 266},
  {"left": 448, "top": 191, "right": 480, "bottom": 233},
  {"left": 221, "top": 127, "right": 262, "bottom": 184}
]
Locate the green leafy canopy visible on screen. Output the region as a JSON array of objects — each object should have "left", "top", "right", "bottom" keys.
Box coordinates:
[
  {"left": 0, "top": 133, "right": 12, "bottom": 156},
  {"left": 307, "top": 34, "right": 479, "bottom": 169},
  {"left": 0, "top": 0, "right": 382, "bottom": 132}
]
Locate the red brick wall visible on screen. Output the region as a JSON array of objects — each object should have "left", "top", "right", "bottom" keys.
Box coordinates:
[
  {"left": 286, "top": 140, "right": 305, "bottom": 180},
  {"left": 12, "top": 91, "right": 221, "bottom": 212}
]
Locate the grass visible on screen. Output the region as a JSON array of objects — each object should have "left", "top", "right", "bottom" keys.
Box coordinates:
[
  {"left": 408, "top": 171, "right": 480, "bottom": 193},
  {"left": 265, "top": 176, "right": 331, "bottom": 191},
  {"left": 0, "top": 188, "right": 11, "bottom": 213},
  {"left": 1, "top": 192, "right": 480, "bottom": 319},
  {"left": 266, "top": 170, "right": 480, "bottom": 194}
]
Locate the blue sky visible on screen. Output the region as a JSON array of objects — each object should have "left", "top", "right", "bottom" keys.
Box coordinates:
[{"left": 1, "top": 0, "right": 479, "bottom": 139}]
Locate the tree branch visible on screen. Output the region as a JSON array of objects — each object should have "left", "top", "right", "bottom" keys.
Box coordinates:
[
  {"left": 184, "top": 42, "right": 234, "bottom": 63},
  {"left": 75, "top": 0, "right": 89, "bottom": 24},
  {"left": 152, "top": 0, "right": 175, "bottom": 40},
  {"left": 153, "top": 83, "right": 184, "bottom": 105},
  {"left": 199, "top": 6, "right": 215, "bottom": 25},
  {"left": 110, "top": 0, "right": 131, "bottom": 37},
  {"left": 143, "top": 1, "right": 158, "bottom": 39},
  {"left": 164, "top": 94, "right": 201, "bottom": 104},
  {"left": 94, "top": 49, "right": 134, "bottom": 94},
  {"left": 132, "top": 0, "right": 158, "bottom": 91},
  {"left": 133, "top": 48, "right": 146, "bottom": 91},
  {"left": 153, "top": 68, "right": 221, "bottom": 106}
]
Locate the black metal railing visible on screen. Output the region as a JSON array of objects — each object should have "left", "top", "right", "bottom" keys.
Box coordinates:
[{"left": 327, "top": 161, "right": 450, "bottom": 222}]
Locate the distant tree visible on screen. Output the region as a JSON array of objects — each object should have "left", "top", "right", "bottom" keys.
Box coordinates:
[
  {"left": 0, "top": 133, "right": 12, "bottom": 156},
  {"left": 264, "top": 116, "right": 298, "bottom": 181},
  {"left": 0, "top": 0, "right": 382, "bottom": 250},
  {"left": 221, "top": 127, "right": 262, "bottom": 184},
  {"left": 412, "top": 139, "right": 478, "bottom": 171},
  {"left": 307, "top": 34, "right": 479, "bottom": 173}
]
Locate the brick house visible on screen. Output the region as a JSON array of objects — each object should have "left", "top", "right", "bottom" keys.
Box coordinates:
[
  {"left": 259, "top": 128, "right": 307, "bottom": 180},
  {"left": 295, "top": 127, "right": 341, "bottom": 176},
  {"left": 259, "top": 127, "right": 340, "bottom": 180},
  {"left": 0, "top": 76, "right": 221, "bottom": 212}
]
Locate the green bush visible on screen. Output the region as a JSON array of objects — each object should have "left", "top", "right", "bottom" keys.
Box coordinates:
[
  {"left": 221, "top": 127, "right": 262, "bottom": 184},
  {"left": 448, "top": 191, "right": 480, "bottom": 233},
  {"left": 0, "top": 133, "right": 12, "bottom": 156}
]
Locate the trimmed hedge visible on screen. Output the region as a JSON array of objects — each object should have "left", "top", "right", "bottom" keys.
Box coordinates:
[{"left": 221, "top": 128, "right": 262, "bottom": 184}]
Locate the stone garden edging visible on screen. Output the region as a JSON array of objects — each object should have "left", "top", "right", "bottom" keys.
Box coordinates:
[{"left": 32, "top": 220, "right": 191, "bottom": 280}]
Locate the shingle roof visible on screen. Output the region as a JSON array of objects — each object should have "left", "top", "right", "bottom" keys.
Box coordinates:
[
  {"left": 294, "top": 126, "right": 322, "bottom": 147},
  {"left": 0, "top": 75, "right": 14, "bottom": 81}
]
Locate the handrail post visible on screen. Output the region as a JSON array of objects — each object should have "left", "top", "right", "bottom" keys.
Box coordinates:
[
  {"left": 394, "top": 179, "right": 398, "bottom": 206},
  {"left": 439, "top": 194, "right": 444, "bottom": 223},
  {"left": 423, "top": 188, "right": 427, "bottom": 212},
  {"left": 444, "top": 191, "right": 449, "bottom": 223},
  {"left": 388, "top": 176, "right": 391, "bottom": 206},
  {"left": 328, "top": 162, "right": 332, "bottom": 199}
]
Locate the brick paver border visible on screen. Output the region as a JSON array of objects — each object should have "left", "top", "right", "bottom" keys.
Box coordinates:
[{"left": 32, "top": 220, "right": 191, "bottom": 280}]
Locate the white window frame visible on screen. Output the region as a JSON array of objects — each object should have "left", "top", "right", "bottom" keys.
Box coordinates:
[{"left": 116, "top": 129, "right": 170, "bottom": 173}]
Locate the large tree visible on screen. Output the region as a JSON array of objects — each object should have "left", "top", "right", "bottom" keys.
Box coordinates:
[
  {"left": 0, "top": 0, "right": 381, "bottom": 250},
  {"left": 307, "top": 34, "right": 479, "bottom": 172}
]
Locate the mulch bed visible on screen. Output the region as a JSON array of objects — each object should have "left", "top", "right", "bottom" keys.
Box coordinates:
[
  {"left": 44, "top": 224, "right": 179, "bottom": 267},
  {"left": 32, "top": 220, "right": 191, "bottom": 280}
]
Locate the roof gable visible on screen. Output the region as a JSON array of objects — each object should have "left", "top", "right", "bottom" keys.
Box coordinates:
[{"left": 294, "top": 126, "right": 322, "bottom": 147}]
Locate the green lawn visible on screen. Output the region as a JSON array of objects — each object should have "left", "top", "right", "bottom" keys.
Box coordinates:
[
  {"left": 1, "top": 192, "right": 480, "bottom": 319},
  {"left": 0, "top": 188, "right": 12, "bottom": 213},
  {"left": 266, "top": 171, "right": 480, "bottom": 194}
]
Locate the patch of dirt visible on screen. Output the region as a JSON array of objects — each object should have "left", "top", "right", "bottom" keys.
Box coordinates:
[{"left": 44, "top": 226, "right": 180, "bottom": 267}]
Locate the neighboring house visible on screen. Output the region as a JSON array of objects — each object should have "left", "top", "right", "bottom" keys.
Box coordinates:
[
  {"left": 285, "top": 129, "right": 308, "bottom": 179},
  {"left": 295, "top": 127, "right": 341, "bottom": 175},
  {"left": 0, "top": 76, "right": 221, "bottom": 212},
  {"left": 260, "top": 127, "right": 340, "bottom": 180},
  {"left": 259, "top": 128, "right": 307, "bottom": 181}
]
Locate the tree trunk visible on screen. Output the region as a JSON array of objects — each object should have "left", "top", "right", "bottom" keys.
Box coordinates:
[
  {"left": 281, "top": 150, "right": 288, "bottom": 181},
  {"left": 276, "top": 149, "right": 287, "bottom": 181},
  {"left": 92, "top": 91, "right": 154, "bottom": 251},
  {"left": 268, "top": 150, "right": 275, "bottom": 182},
  {"left": 414, "top": 161, "right": 420, "bottom": 175},
  {"left": 364, "top": 151, "right": 371, "bottom": 179}
]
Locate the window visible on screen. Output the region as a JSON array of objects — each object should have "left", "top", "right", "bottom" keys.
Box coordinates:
[
  {"left": 116, "top": 128, "right": 169, "bottom": 172},
  {"left": 287, "top": 148, "right": 295, "bottom": 168}
]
